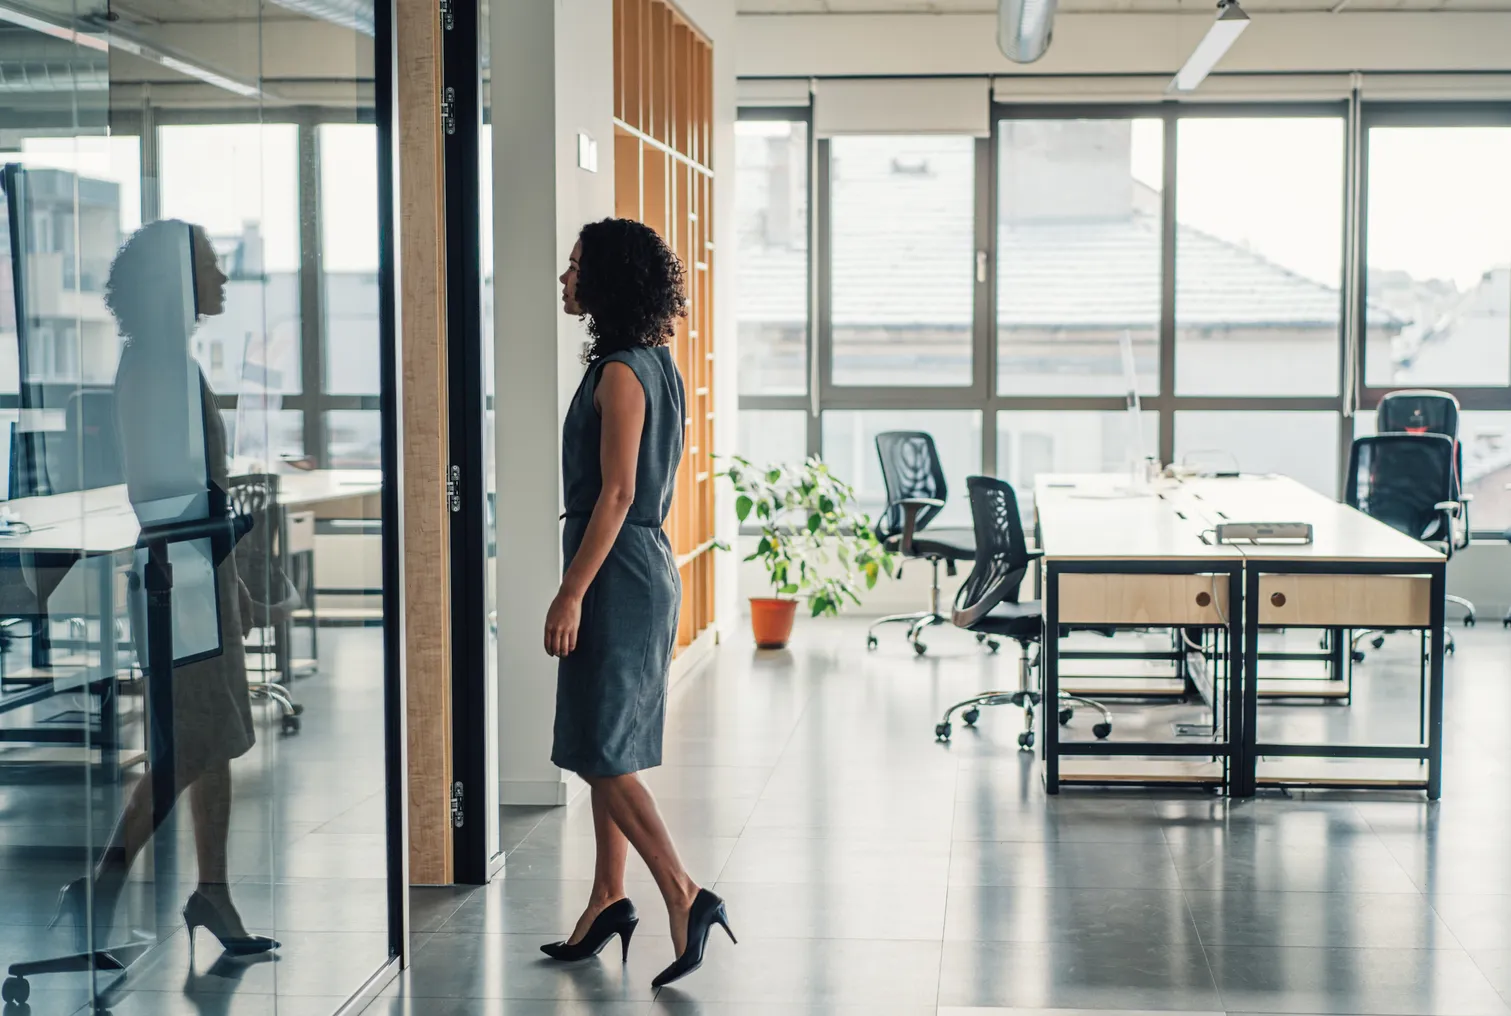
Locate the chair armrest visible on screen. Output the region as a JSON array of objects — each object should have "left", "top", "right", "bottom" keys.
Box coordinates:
[
  {"left": 952, "top": 564, "right": 1030, "bottom": 629},
  {"left": 896, "top": 497, "right": 945, "bottom": 557},
  {"left": 1433, "top": 500, "right": 1461, "bottom": 517}
]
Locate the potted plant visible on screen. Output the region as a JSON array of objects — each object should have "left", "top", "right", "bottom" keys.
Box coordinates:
[{"left": 720, "top": 456, "right": 896, "bottom": 649}]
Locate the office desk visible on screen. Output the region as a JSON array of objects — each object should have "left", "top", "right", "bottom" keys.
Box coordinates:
[
  {"left": 1035, "top": 476, "right": 1245, "bottom": 793},
  {"left": 0, "top": 469, "right": 382, "bottom": 767},
  {"left": 1177, "top": 475, "right": 1447, "bottom": 798}
]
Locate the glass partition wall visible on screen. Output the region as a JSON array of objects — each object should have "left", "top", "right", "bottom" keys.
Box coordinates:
[
  {"left": 738, "top": 99, "right": 1511, "bottom": 535},
  {"left": 0, "top": 0, "right": 401, "bottom": 1011}
]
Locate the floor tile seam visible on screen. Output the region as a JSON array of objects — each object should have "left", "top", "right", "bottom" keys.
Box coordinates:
[{"left": 427, "top": 887, "right": 483, "bottom": 934}]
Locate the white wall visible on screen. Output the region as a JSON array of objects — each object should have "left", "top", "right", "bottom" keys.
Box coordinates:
[
  {"left": 737, "top": 11, "right": 1511, "bottom": 79},
  {"left": 491, "top": 0, "right": 615, "bottom": 807}
]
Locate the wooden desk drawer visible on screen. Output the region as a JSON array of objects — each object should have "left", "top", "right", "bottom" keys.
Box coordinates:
[
  {"left": 1258, "top": 574, "right": 1431, "bottom": 628},
  {"left": 285, "top": 511, "right": 316, "bottom": 555},
  {"left": 1057, "top": 573, "right": 1230, "bottom": 626}
]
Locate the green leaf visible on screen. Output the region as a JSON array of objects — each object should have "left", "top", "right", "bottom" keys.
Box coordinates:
[
  {"left": 756, "top": 537, "right": 771, "bottom": 556},
  {"left": 779, "top": 583, "right": 800, "bottom": 596},
  {"left": 807, "top": 513, "right": 822, "bottom": 534},
  {"left": 767, "top": 469, "right": 782, "bottom": 484},
  {"left": 736, "top": 495, "right": 753, "bottom": 522}
]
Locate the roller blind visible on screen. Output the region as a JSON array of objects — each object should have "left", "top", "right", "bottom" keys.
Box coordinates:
[{"left": 814, "top": 77, "right": 991, "bottom": 137}]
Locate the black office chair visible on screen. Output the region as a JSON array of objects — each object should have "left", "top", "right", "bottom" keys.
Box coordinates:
[
  {"left": 934, "top": 476, "right": 1111, "bottom": 747},
  {"left": 1377, "top": 389, "right": 1475, "bottom": 626},
  {"left": 866, "top": 432, "right": 975, "bottom": 656},
  {"left": 50, "top": 388, "right": 125, "bottom": 495},
  {"left": 229, "top": 473, "right": 305, "bottom": 734},
  {"left": 1345, "top": 433, "right": 1461, "bottom": 660}
]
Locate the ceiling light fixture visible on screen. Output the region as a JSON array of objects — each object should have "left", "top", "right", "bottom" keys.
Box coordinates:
[
  {"left": 998, "top": 0, "right": 1058, "bottom": 63},
  {"left": 1169, "top": 0, "right": 1250, "bottom": 93}
]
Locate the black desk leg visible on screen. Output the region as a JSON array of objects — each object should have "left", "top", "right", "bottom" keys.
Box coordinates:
[
  {"left": 1043, "top": 566, "right": 1060, "bottom": 794},
  {"left": 97, "top": 552, "right": 120, "bottom": 779},
  {"left": 1227, "top": 567, "right": 1245, "bottom": 796},
  {"left": 1237, "top": 567, "right": 1260, "bottom": 798},
  {"left": 1427, "top": 564, "right": 1446, "bottom": 801}
]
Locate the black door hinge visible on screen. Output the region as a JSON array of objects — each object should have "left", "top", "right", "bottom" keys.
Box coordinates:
[
  {"left": 441, "top": 87, "right": 456, "bottom": 137},
  {"left": 447, "top": 463, "right": 461, "bottom": 513},
  {"left": 451, "top": 780, "right": 464, "bottom": 828},
  {"left": 439, "top": 0, "right": 454, "bottom": 30}
]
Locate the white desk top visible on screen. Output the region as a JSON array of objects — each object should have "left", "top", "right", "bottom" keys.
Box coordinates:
[
  {"left": 1036, "top": 473, "right": 1443, "bottom": 566},
  {"left": 1035, "top": 475, "right": 1241, "bottom": 562},
  {"left": 0, "top": 469, "right": 382, "bottom": 557}
]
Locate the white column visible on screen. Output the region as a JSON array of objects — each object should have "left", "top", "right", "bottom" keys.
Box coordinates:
[{"left": 491, "top": 0, "right": 615, "bottom": 806}]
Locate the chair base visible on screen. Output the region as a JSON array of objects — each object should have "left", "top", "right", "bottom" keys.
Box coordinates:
[
  {"left": 934, "top": 641, "right": 1113, "bottom": 748},
  {"left": 1350, "top": 625, "right": 1457, "bottom": 663},
  {"left": 865, "top": 557, "right": 950, "bottom": 655},
  {"left": 250, "top": 681, "right": 304, "bottom": 734},
  {"left": 1446, "top": 594, "right": 1476, "bottom": 626}
]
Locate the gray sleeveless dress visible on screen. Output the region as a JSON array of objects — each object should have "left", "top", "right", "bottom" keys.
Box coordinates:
[{"left": 552, "top": 345, "right": 685, "bottom": 777}]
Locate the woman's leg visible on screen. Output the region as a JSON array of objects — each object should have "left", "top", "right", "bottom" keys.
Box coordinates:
[
  {"left": 586, "top": 773, "right": 698, "bottom": 955},
  {"left": 186, "top": 761, "right": 255, "bottom": 935},
  {"left": 566, "top": 782, "right": 632, "bottom": 944}
]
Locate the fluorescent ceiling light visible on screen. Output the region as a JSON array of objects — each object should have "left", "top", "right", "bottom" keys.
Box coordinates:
[{"left": 1170, "top": 0, "right": 1250, "bottom": 93}]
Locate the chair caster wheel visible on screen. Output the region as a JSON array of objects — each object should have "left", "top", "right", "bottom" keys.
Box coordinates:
[
  {"left": 1059, "top": 708, "right": 1074, "bottom": 726},
  {"left": 962, "top": 708, "right": 980, "bottom": 727},
  {"left": 1446, "top": 643, "right": 1455, "bottom": 656},
  {"left": 1370, "top": 636, "right": 1385, "bottom": 650},
  {"left": 3, "top": 977, "right": 29, "bottom": 1004},
  {"left": 987, "top": 640, "right": 1001, "bottom": 654},
  {"left": 1017, "top": 731, "right": 1035, "bottom": 750},
  {"left": 1352, "top": 650, "right": 1366, "bottom": 663},
  {"left": 1092, "top": 722, "right": 1112, "bottom": 740},
  {"left": 281, "top": 716, "right": 302, "bottom": 735},
  {"left": 1464, "top": 615, "right": 1476, "bottom": 627},
  {"left": 291, "top": 703, "right": 305, "bottom": 716},
  {"left": 913, "top": 642, "right": 928, "bottom": 657},
  {"left": 866, "top": 635, "right": 879, "bottom": 650},
  {"left": 935, "top": 722, "right": 952, "bottom": 741}
]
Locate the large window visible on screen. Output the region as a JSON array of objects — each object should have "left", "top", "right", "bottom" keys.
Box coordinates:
[
  {"left": 830, "top": 135, "right": 975, "bottom": 388},
  {"left": 998, "top": 118, "right": 1162, "bottom": 396},
  {"left": 1176, "top": 117, "right": 1344, "bottom": 397},
  {"left": 736, "top": 119, "right": 809, "bottom": 395},
  {"left": 735, "top": 99, "right": 1511, "bottom": 537},
  {"left": 1364, "top": 124, "right": 1511, "bottom": 389}
]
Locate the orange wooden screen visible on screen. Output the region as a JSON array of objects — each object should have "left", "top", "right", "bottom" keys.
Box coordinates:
[{"left": 614, "top": 0, "right": 715, "bottom": 656}]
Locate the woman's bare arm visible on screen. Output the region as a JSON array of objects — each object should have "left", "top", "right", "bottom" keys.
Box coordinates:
[{"left": 544, "top": 360, "right": 646, "bottom": 658}]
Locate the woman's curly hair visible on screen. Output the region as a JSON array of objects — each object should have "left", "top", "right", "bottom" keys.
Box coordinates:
[{"left": 574, "top": 218, "right": 686, "bottom": 364}]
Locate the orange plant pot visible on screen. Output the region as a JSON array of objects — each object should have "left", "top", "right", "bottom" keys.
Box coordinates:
[{"left": 749, "top": 597, "right": 798, "bottom": 650}]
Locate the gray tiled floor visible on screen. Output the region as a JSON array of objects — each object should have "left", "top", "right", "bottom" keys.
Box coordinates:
[{"left": 388, "top": 619, "right": 1511, "bottom": 1016}]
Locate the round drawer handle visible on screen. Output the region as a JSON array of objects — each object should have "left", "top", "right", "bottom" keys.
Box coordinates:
[
  {"left": 1271, "top": 592, "right": 1287, "bottom": 607},
  {"left": 1195, "top": 591, "right": 1212, "bottom": 607}
]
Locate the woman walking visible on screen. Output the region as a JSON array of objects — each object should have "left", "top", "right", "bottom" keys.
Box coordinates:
[{"left": 540, "top": 218, "right": 735, "bottom": 988}]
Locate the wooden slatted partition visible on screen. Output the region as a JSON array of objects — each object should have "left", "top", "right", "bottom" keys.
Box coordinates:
[{"left": 613, "top": 0, "right": 715, "bottom": 658}]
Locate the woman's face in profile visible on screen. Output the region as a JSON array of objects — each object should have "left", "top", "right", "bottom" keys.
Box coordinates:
[
  {"left": 560, "top": 239, "right": 583, "bottom": 316},
  {"left": 192, "top": 229, "right": 228, "bottom": 318}
]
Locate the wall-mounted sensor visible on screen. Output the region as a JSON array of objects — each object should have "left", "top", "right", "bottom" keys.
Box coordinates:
[{"left": 577, "top": 133, "right": 598, "bottom": 173}]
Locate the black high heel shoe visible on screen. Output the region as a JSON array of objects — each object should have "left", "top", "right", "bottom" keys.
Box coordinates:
[
  {"left": 184, "top": 890, "right": 279, "bottom": 961},
  {"left": 651, "top": 889, "right": 735, "bottom": 988},
  {"left": 540, "top": 898, "right": 639, "bottom": 962}
]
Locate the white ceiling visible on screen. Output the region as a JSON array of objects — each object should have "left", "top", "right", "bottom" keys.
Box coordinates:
[{"left": 739, "top": 0, "right": 1510, "bottom": 13}]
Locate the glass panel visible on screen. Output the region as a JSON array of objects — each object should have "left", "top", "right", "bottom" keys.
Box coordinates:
[
  {"left": 1176, "top": 117, "right": 1345, "bottom": 396},
  {"left": 321, "top": 123, "right": 382, "bottom": 396},
  {"left": 996, "top": 411, "right": 1159, "bottom": 520},
  {"left": 1357, "top": 408, "right": 1511, "bottom": 533},
  {"left": 997, "top": 119, "right": 1162, "bottom": 396},
  {"left": 328, "top": 409, "right": 383, "bottom": 469},
  {"left": 830, "top": 135, "right": 974, "bottom": 387},
  {"left": 160, "top": 125, "right": 303, "bottom": 396},
  {"left": 1364, "top": 125, "right": 1511, "bottom": 388},
  {"left": 0, "top": 1, "right": 392, "bottom": 1011},
  {"left": 736, "top": 120, "right": 808, "bottom": 395},
  {"left": 821, "top": 410, "right": 982, "bottom": 528},
  {"left": 1175, "top": 411, "right": 1340, "bottom": 496},
  {"left": 738, "top": 409, "right": 808, "bottom": 469},
  {"left": 481, "top": 0, "right": 501, "bottom": 865}
]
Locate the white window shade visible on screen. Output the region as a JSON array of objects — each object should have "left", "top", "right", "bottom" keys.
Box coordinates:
[
  {"left": 991, "top": 73, "right": 1511, "bottom": 104},
  {"left": 738, "top": 78, "right": 812, "bottom": 108},
  {"left": 814, "top": 78, "right": 990, "bottom": 138}
]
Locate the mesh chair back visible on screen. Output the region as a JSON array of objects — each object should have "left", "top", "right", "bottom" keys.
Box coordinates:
[
  {"left": 954, "top": 476, "right": 1031, "bottom": 623},
  {"left": 1377, "top": 389, "right": 1462, "bottom": 497},
  {"left": 228, "top": 473, "right": 284, "bottom": 606},
  {"left": 874, "top": 431, "right": 947, "bottom": 541},
  {"left": 51, "top": 389, "right": 124, "bottom": 494},
  {"left": 1346, "top": 433, "right": 1455, "bottom": 544}
]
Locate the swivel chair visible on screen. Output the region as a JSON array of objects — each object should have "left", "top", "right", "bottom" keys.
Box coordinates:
[
  {"left": 229, "top": 473, "right": 305, "bottom": 734},
  {"left": 1377, "top": 389, "right": 1476, "bottom": 626},
  {"left": 934, "top": 476, "right": 1111, "bottom": 747},
  {"left": 1345, "top": 433, "right": 1461, "bottom": 660},
  {"left": 866, "top": 432, "right": 974, "bottom": 656}
]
